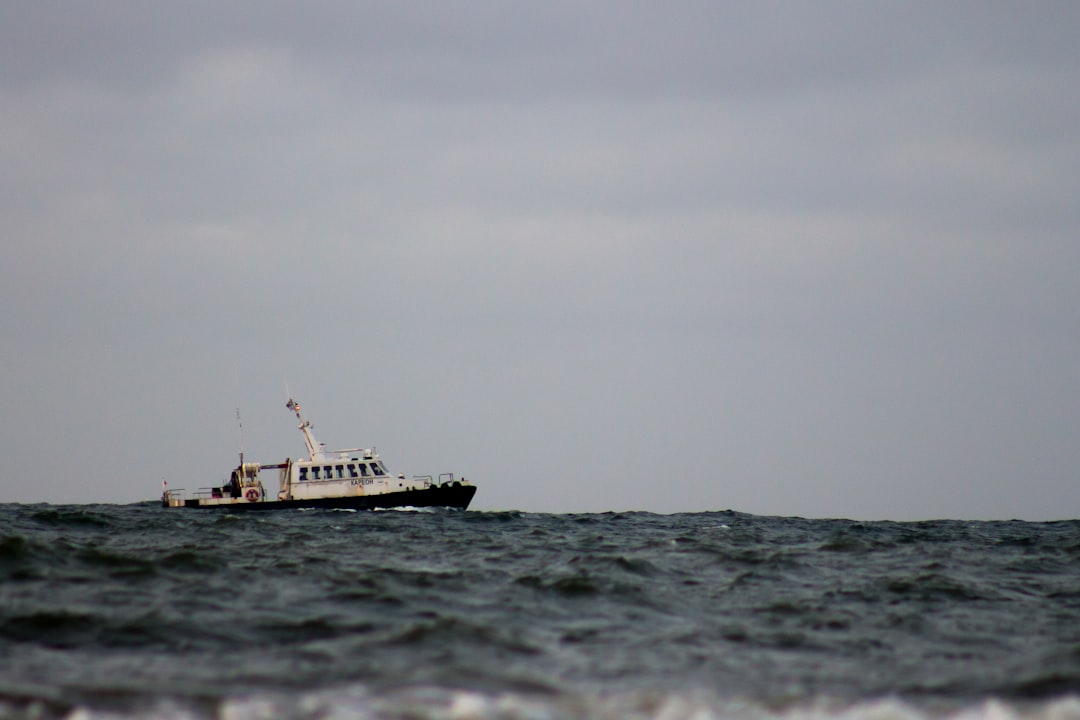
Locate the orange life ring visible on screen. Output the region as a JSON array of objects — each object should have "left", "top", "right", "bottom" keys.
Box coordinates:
[{"left": 245, "top": 488, "right": 259, "bottom": 502}]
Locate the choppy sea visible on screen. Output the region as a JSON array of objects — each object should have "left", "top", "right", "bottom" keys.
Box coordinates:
[{"left": 1, "top": 504, "right": 1078, "bottom": 720}]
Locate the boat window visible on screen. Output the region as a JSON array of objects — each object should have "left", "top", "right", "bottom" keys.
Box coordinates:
[
  {"left": 299, "top": 467, "right": 308, "bottom": 482},
  {"left": 312, "top": 467, "right": 321, "bottom": 480},
  {"left": 335, "top": 465, "right": 345, "bottom": 479},
  {"left": 358, "top": 463, "right": 369, "bottom": 477},
  {"left": 348, "top": 464, "right": 358, "bottom": 478},
  {"left": 372, "top": 462, "right": 386, "bottom": 476}
]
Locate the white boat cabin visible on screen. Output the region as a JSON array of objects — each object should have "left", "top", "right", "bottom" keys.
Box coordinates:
[{"left": 270, "top": 450, "right": 439, "bottom": 503}]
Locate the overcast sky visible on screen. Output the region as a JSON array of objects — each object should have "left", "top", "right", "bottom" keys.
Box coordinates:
[{"left": 2, "top": 2, "right": 1078, "bottom": 520}]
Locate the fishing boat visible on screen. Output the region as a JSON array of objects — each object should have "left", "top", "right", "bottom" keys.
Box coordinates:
[{"left": 161, "top": 398, "right": 477, "bottom": 511}]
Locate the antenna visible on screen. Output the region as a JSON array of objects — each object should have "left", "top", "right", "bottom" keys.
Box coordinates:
[
  {"left": 232, "top": 360, "right": 244, "bottom": 466},
  {"left": 236, "top": 407, "right": 244, "bottom": 466}
]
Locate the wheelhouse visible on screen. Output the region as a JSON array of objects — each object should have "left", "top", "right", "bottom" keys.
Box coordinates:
[{"left": 296, "top": 458, "right": 389, "bottom": 482}]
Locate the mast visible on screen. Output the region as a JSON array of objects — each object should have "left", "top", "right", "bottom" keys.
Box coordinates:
[
  {"left": 236, "top": 407, "right": 244, "bottom": 466},
  {"left": 286, "top": 398, "right": 327, "bottom": 461}
]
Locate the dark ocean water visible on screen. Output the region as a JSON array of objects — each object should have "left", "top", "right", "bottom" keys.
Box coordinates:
[{"left": 1, "top": 504, "right": 1079, "bottom": 720}]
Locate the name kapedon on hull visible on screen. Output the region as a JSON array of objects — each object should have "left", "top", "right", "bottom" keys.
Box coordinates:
[{"left": 162, "top": 399, "right": 477, "bottom": 511}]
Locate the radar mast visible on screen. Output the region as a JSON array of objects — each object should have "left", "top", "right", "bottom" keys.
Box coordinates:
[{"left": 286, "top": 398, "right": 327, "bottom": 461}]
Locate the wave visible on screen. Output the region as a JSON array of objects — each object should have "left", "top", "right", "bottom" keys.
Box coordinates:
[
  {"left": 2, "top": 689, "right": 1078, "bottom": 720},
  {"left": 2, "top": 507, "right": 1079, "bottom": 719}
]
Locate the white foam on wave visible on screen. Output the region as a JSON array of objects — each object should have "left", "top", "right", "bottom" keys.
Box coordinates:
[
  {"left": 54, "top": 690, "right": 1080, "bottom": 720},
  {"left": 220, "top": 689, "right": 1080, "bottom": 720},
  {"left": 371, "top": 505, "right": 441, "bottom": 513}
]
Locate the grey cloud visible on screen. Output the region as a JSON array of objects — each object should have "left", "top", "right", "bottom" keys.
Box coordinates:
[
  {"left": 5, "top": 3, "right": 1078, "bottom": 98},
  {"left": 1, "top": 2, "right": 1078, "bottom": 519}
]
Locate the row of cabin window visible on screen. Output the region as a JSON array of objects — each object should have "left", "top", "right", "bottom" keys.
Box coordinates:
[{"left": 299, "top": 462, "right": 387, "bottom": 482}]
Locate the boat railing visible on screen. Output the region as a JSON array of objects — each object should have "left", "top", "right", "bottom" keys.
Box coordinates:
[
  {"left": 413, "top": 475, "right": 434, "bottom": 487},
  {"left": 439, "top": 473, "right": 456, "bottom": 484},
  {"left": 191, "top": 486, "right": 231, "bottom": 500}
]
